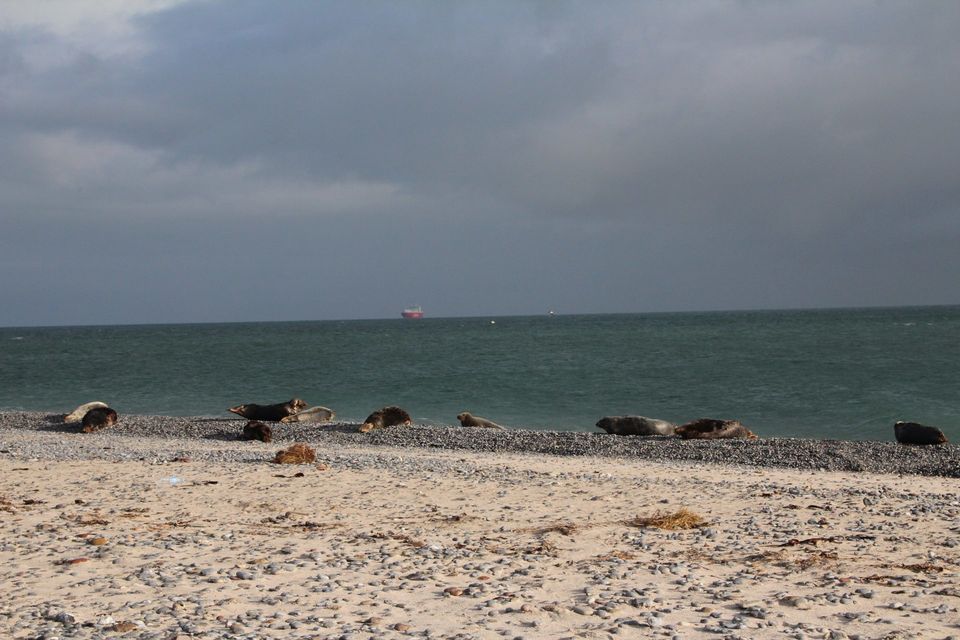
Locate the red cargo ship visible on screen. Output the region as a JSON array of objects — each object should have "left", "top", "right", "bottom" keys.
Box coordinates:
[{"left": 401, "top": 305, "right": 424, "bottom": 319}]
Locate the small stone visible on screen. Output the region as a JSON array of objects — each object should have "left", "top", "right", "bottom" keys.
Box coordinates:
[
  {"left": 89, "top": 537, "right": 108, "bottom": 546},
  {"left": 780, "top": 596, "right": 812, "bottom": 610},
  {"left": 443, "top": 586, "right": 464, "bottom": 596},
  {"left": 52, "top": 611, "right": 76, "bottom": 625},
  {"left": 393, "top": 623, "right": 411, "bottom": 631}
]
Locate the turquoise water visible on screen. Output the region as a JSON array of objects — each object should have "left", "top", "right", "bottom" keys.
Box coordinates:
[{"left": 1, "top": 307, "right": 957, "bottom": 441}]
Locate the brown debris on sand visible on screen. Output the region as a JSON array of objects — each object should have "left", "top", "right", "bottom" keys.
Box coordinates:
[
  {"left": 273, "top": 443, "right": 316, "bottom": 464},
  {"left": 531, "top": 522, "right": 580, "bottom": 536},
  {"left": 624, "top": 508, "right": 707, "bottom": 530}
]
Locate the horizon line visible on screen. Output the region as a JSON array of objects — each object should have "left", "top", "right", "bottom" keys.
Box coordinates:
[{"left": 1, "top": 302, "right": 957, "bottom": 331}]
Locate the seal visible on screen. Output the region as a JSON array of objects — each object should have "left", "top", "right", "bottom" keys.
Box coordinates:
[
  {"left": 596, "top": 415, "right": 675, "bottom": 436},
  {"left": 241, "top": 420, "right": 273, "bottom": 443},
  {"left": 894, "top": 421, "right": 948, "bottom": 445},
  {"left": 676, "top": 418, "right": 758, "bottom": 440},
  {"left": 358, "top": 406, "right": 412, "bottom": 433},
  {"left": 64, "top": 401, "right": 109, "bottom": 423},
  {"left": 227, "top": 398, "right": 307, "bottom": 422},
  {"left": 280, "top": 406, "right": 336, "bottom": 424},
  {"left": 457, "top": 412, "right": 506, "bottom": 430},
  {"left": 81, "top": 407, "right": 118, "bottom": 433}
]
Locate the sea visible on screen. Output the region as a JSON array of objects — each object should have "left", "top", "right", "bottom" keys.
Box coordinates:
[{"left": 1, "top": 306, "right": 957, "bottom": 442}]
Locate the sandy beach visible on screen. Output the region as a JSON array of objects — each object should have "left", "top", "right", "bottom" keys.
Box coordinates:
[{"left": 1, "top": 414, "right": 959, "bottom": 639}]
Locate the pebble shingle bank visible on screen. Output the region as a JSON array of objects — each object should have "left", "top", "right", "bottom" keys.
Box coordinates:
[{"left": 1, "top": 411, "right": 957, "bottom": 477}]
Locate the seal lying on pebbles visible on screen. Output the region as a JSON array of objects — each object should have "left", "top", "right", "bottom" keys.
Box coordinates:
[
  {"left": 241, "top": 420, "right": 273, "bottom": 443},
  {"left": 895, "top": 421, "right": 948, "bottom": 445},
  {"left": 457, "top": 412, "right": 506, "bottom": 430},
  {"left": 64, "top": 402, "right": 109, "bottom": 423},
  {"left": 227, "top": 398, "right": 307, "bottom": 422},
  {"left": 676, "top": 418, "right": 758, "bottom": 440},
  {"left": 596, "top": 415, "right": 676, "bottom": 436},
  {"left": 81, "top": 407, "right": 118, "bottom": 433},
  {"left": 280, "top": 406, "right": 336, "bottom": 424},
  {"left": 359, "top": 406, "right": 412, "bottom": 433}
]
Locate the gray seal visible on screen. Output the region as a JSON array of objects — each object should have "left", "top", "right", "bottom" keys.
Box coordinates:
[
  {"left": 457, "top": 412, "right": 506, "bottom": 430},
  {"left": 64, "top": 401, "right": 109, "bottom": 423},
  {"left": 675, "top": 418, "right": 757, "bottom": 440},
  {"left": 596, "top": 415, "right": 676, "bottom": 436},
  {"left": 280, "top": 406, "right": 336, "bottom": 424}
]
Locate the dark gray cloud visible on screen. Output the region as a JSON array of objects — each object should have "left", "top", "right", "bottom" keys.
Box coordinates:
[{"left": 1, "top": 1, "right": 958, "bottom": 326}]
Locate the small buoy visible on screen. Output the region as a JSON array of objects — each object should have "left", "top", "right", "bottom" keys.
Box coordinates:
[{"left": 490, "top": 320, "right": 496, "bottom": 325}]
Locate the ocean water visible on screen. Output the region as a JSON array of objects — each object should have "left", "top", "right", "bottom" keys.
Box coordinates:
[{"left": 1, "top": 307, "right": 957, "bottom": 441}]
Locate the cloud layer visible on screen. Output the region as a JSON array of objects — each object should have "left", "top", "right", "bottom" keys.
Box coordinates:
[{"left": 2, "top": 1, "right": 958, "bottom": 325}]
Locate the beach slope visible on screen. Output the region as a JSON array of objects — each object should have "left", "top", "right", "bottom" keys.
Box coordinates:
[{"left": 1, "top": 412, "right": 958, "bottom": 638}]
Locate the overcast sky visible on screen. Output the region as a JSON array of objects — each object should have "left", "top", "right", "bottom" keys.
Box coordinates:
[{"left": 1, "top": 1, "right": 958, "bottom": 326}]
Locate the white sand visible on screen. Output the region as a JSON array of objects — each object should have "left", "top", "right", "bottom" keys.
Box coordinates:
[{"left": 1, "top": 445, "right": 959, "bottom": 639}]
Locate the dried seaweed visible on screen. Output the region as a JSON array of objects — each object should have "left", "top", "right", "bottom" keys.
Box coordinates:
[
  {"left": 273, "top": 443, "right": 316, "bottom": 464},
  {"left": 623, "top": 508, "right": 707, "bottom": 530}
]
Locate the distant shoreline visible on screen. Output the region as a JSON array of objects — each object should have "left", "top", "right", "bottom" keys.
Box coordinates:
[{"left": 2, "top": 302, "right": 959, "bottom": 330}]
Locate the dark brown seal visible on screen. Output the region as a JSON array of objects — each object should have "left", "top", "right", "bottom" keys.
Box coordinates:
[
  {"left": 241, "top": 420, "right": 273, "bottom": 443},
  {"left": 227, "top": 398, "right": 307, "bottom": 422},
  {"left": 596, "top": 415, "right": 675, "bottom": 436},
  {"left": 359, "top": 406, "right": 412, "bottom": 433},
  {"left": 457, "top": 412, "right": 505, "bottom": 430},
  {"left": 676, "top": 418, "right": 758, "bottom": 440},
  {"left": 81, "top": 407, "right": 118, "bottom": 433},
  {"left": 894, "top": 421, "right": 948, "bottom": 445}
]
